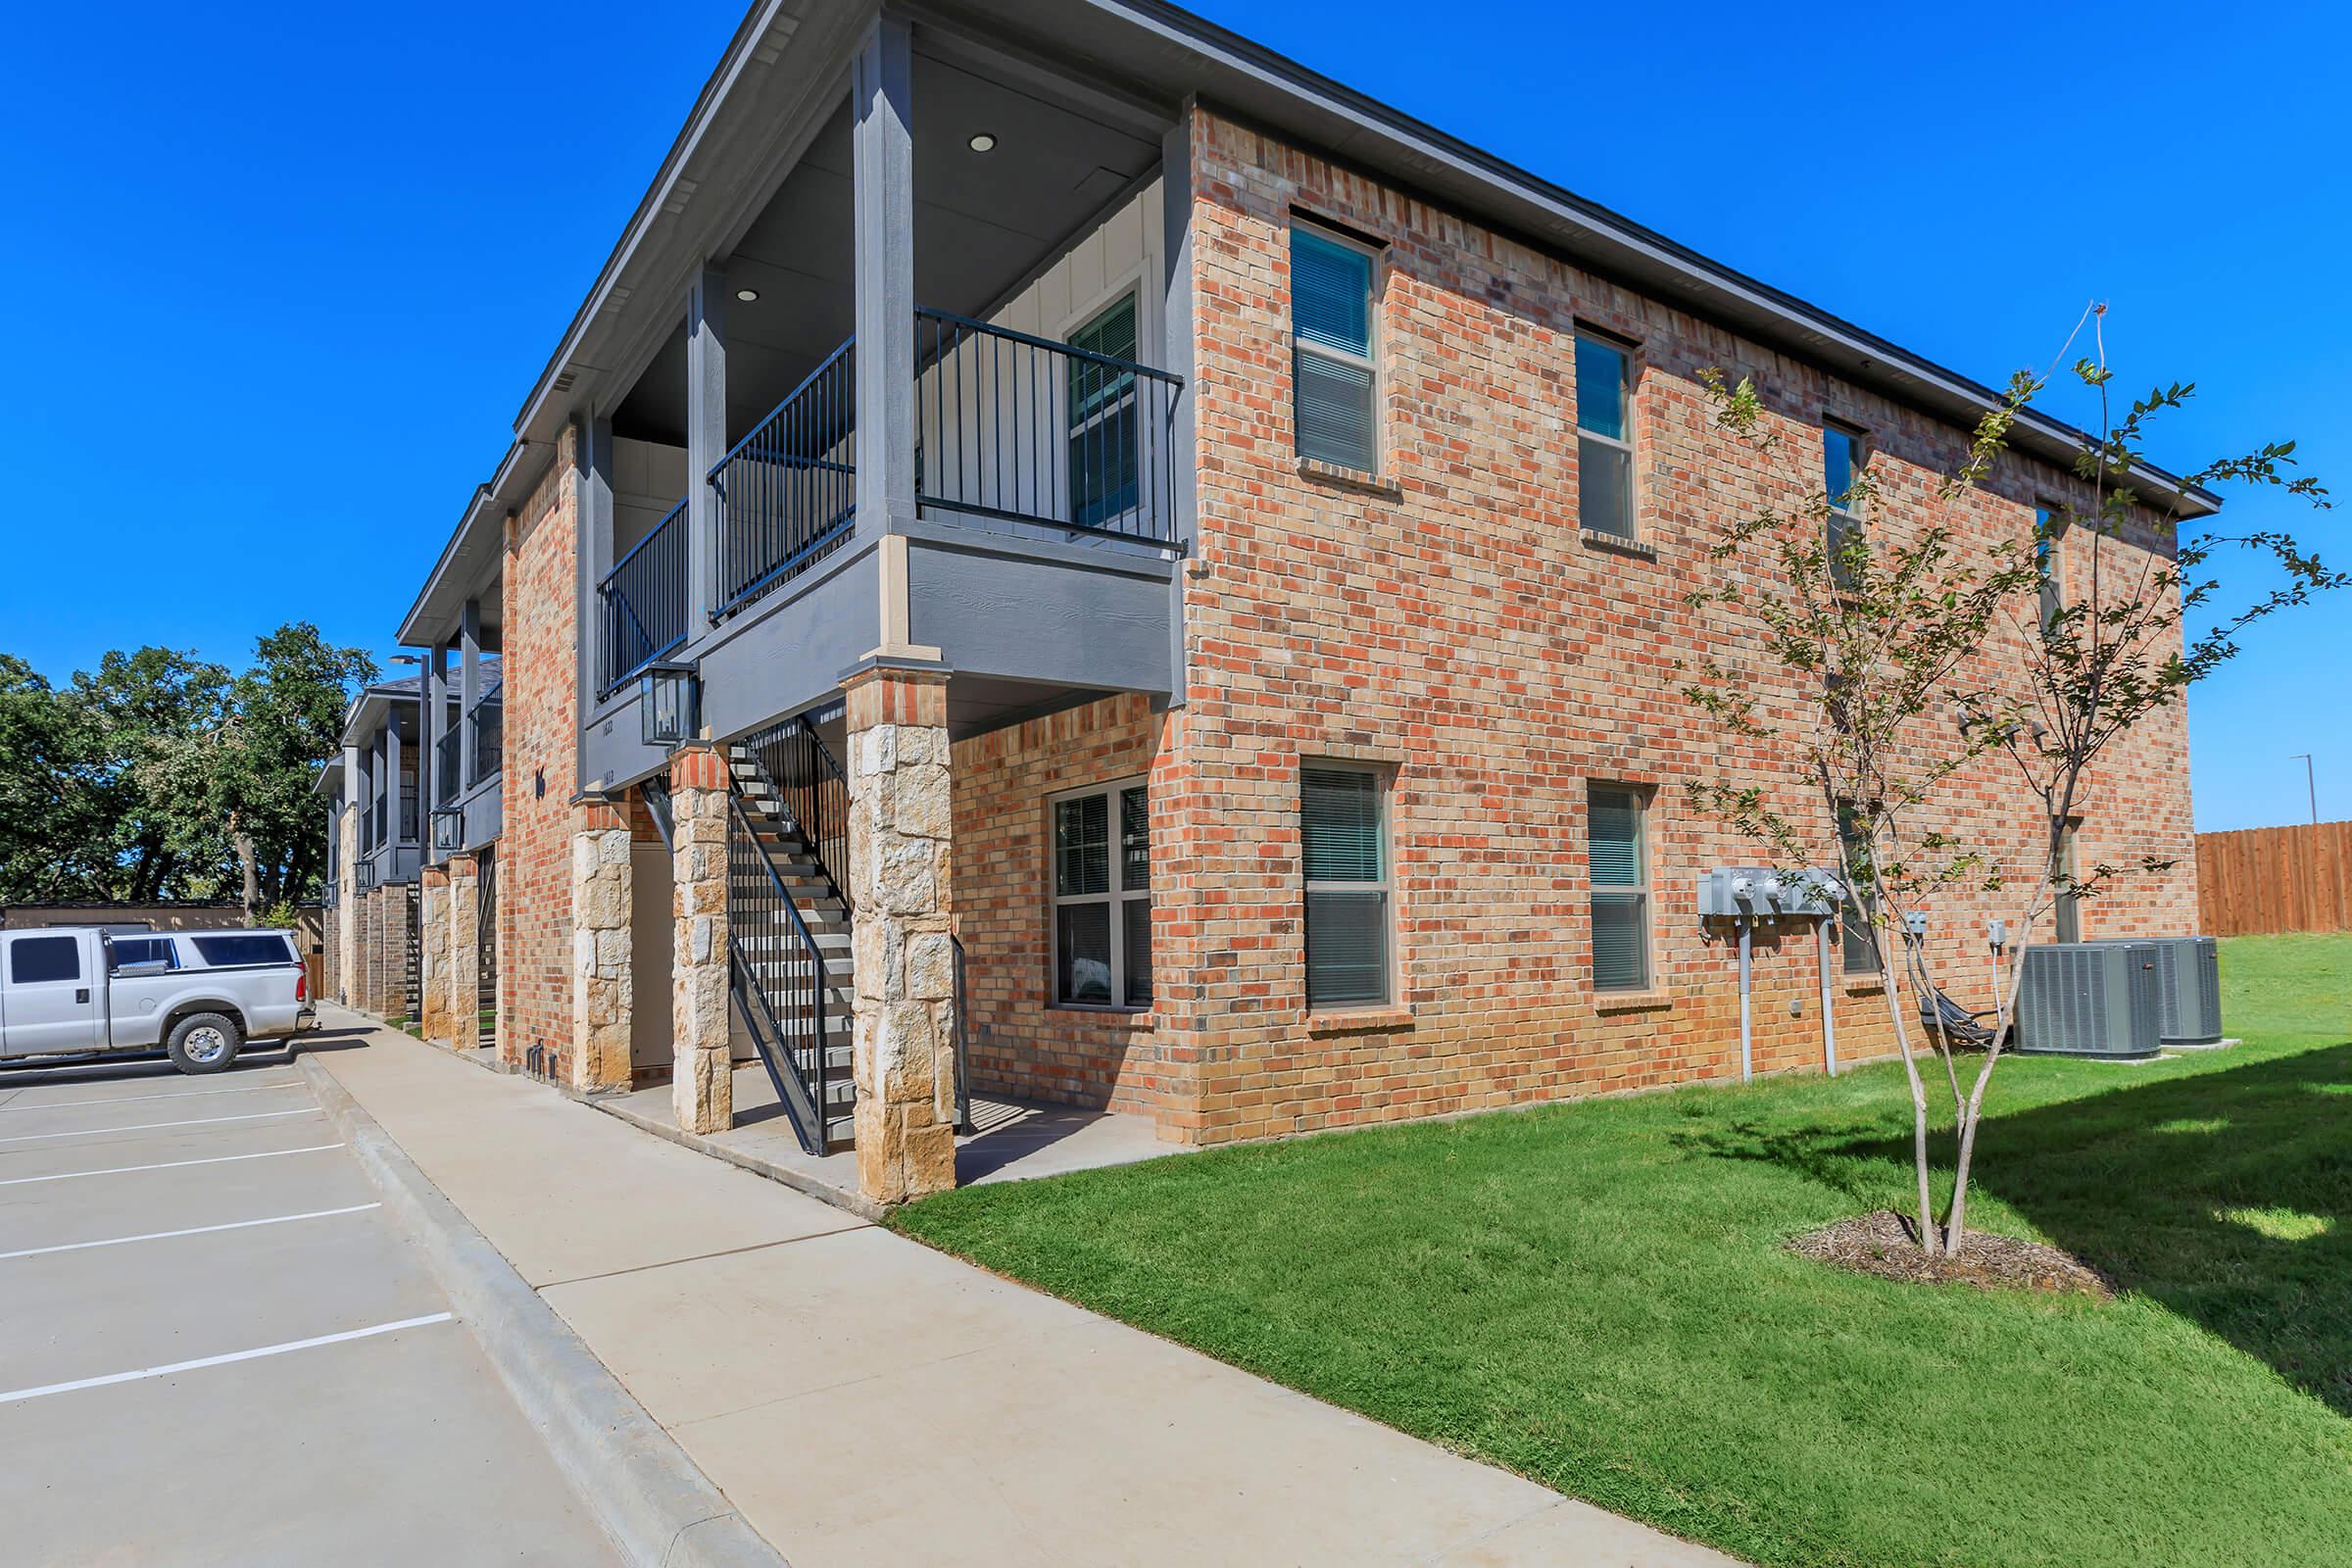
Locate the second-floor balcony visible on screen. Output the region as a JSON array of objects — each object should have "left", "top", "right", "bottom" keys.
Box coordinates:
[{"left": 594, "top": 307, "right": 1183, "bottom": 699}]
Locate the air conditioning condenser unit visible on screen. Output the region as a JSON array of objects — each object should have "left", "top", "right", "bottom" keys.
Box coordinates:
[{"left": 2014, "top": 942, "right": 2162, "bottom": 1059}]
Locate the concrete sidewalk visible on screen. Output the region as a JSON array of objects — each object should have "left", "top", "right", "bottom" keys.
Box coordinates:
[{"left": 308, "top": 1012, "right": 1737, "bottom": 1567}]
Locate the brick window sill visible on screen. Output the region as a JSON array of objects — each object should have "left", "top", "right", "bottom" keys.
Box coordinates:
[
  {"left": 1579, "top": 527, "right": 1657, "bottom": 560},
  {"left": 1842, "top": 977, "right": 1886, "bottom": 996},
  {"left": 1305, "top": 1006, "right": 1414, "bottom": 1035},
  {"left": 1045, "top": 1004, "right": 1157, "bottom": 1025},
  {"left": 1296, "top": 457, "right": 1403, "bottom": 502},
  {"left": 1592, "top": 988, "right": 1674, "bottom": 1014}
]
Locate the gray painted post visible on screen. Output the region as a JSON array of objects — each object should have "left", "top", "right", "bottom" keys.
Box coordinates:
[
  {"left": 422, "top": 645, "right": 446, "bottom": 847},
  {"left": 851, "top": 14, "right": 915, "bottom": 538},
  {"left": 687, "top": 269, "right": 728, "bottom": 624},
  {"left": 345, "top": 741, "right": 366, "bottom": 850},
  {"left": 1159, "top": 107, "right": 1198, "bottom": 710},
  {"left": 579, "top": 415, "right": 615, "bottom": 712},
  {"left": 460, "top": 601, "right": 483, "bottom": 790},
  {"left": 387, "top": 714, "right": 406, "bottom": 846}
]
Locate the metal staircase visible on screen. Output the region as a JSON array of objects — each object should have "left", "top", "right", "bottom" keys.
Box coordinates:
[{"left": 724, "top": 731, "right": 858, "bottom": 1153}]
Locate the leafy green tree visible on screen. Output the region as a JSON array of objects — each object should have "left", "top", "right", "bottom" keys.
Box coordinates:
[{"left": 0, "top": 655, "right": 109, "bottom": 900}]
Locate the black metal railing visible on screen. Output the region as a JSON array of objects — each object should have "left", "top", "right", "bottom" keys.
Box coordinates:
[
  {"left": 399, "top": 791, "right": 419, "bottom": 844},
  {"left": 469, "top": 692, "right": 503, "bottom": 786},
  {"left": 372, "top": 795, "right": 388, "bottom": 849},
  {"left": 436, "top": 727, "right": 461, "bottom": 801},
  {"left": 474, "top": 851, "right": 498, "bottom": 1040},
  {"left": 725, "top": 788, "right": 834, "bottom": 1155},
  {"left": 914, "top": 306, "right": 1184, "bottom": 545},
  {"left": 712, "top": 339, "right": 858, "bottom": 617},
  {"left": 741, "top": 713, "right": 852, "bottom": 910},
  {"left": 599, "top": 499, "right": 690, "bottom": 695},
  {"left": 952, "top": 934, "right": 971, "bottom": 1135}
]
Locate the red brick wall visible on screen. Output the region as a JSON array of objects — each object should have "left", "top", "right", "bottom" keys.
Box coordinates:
[
  {"left": 1137, "top": 108, "right": 2198, "bottom": 1145},
  {"left": 950, "top": 695, "right": 1178, "bottom": 1120},
  {"left": 498, "top": 428, "right": 581, "bottom": 1076}
]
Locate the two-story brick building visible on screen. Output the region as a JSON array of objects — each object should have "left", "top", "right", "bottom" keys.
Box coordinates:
[{"left": 389, "top": 0, "right": 2208, "bottom": 1205}]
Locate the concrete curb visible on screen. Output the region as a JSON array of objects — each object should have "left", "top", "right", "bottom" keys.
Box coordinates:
[{"left": 298, "top": 1054, "right": 788, "bottom": 1568}]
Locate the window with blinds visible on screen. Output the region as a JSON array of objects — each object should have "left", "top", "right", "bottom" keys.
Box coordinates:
[
  {"left": 1292, "top": 224, "right": 1378, "bottom": 473},
  {"left": 1588, "top": 785, "right": 1649, "bottom": 992},
  {"left": 2034, "top": 501, "right": 2065, "bottom": 633},
  {"left": 1067, "top": 292, "right": 1141, "bottom": 529},
  {"left": 1824, "top": 422, "right": 1867, "bottom": 585},
  {"left": 1052, "top": 779, "right": 1152, "bottom": 1007},
  {"left": 1837, "top": 804, "right": 1881, "bottom": 974},
  {"left": 1576, "top": 334, "right": 1635, "bottom": 540},
  {"left": 1302, "top": 763, "right": 1390, "bottom": 1008}
]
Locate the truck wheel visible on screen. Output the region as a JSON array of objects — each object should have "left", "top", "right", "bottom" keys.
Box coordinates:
[{"left": 166, "top": 1013, "right": 242, "bottom": 1075}]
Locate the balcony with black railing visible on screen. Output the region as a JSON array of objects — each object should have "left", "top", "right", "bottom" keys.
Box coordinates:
[
  {"left": 713, "top": 339, "right": 857, "bottom": 618},
  {"left": 469, "top": 689, "right": 503, "bottom": 786},
  {"left": 598, "top": 498, "right": 690, "bottom": 696},
  {"left": 436, "top": 727, "right": 461, "bottom": 802}
]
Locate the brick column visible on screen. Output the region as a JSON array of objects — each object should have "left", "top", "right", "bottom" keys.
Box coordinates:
[
  {"left": 335, "top": 808, "right": 359, "bottom": 1004},
  {"left": 571, "top": 793, "right": 633, "bottom": 1092},
  {"left": 845, "top": 662, "right": 958, "bottom": 1205},
  {"left": 356, "top": 885, "right": 379, "bottom": 1014},
  {"left": 447, "top": 853, "right": 481, "bottom": 1051},
  {"left": 669, "top": 745, "right": 733, "bottom": 1134},
  {"left": 418, "top": 864, "right": 449, "bottom": 1044}
]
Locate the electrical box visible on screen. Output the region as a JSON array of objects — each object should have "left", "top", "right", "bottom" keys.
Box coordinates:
[{"left": 1699, "top": 867, "right": 1840, "bottom": 919}]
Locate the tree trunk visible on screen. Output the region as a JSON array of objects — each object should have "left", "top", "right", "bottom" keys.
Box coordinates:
[
  {"left": 1873, "top": 940, "right": 1940, "bottom": 1252},
  {"left": 1940, "top": 901, "right": 2038, "bottom": 1252},
  {"left": 232, "top": 823, "right": 259, "bottom": 924}
]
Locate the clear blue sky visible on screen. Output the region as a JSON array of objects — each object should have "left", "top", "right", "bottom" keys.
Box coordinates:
[{"left": 3, "top": 2, "right": 2342, "bottom": 831}]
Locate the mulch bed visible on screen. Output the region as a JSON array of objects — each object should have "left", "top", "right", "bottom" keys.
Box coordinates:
[{"left": 1790, "top": 1209, "right": 2114, "bottom": 1298}]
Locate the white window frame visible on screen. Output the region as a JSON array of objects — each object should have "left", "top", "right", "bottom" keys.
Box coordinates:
[
  {"left": 2034, "top": 498, "right": 2067, "bottom": 631},
  {"left": 1574, "top": 330, "right": 1639, "bottom": 542},
  {"left": 1049, "top": 775, "right": 1152, "bottom": 1010},
  {"left": 1587, "top": 783, "right": 1653, "bottom": 993},
  {"left": 1062, "top": 284, "right": 1147, "bottom": 536},
  {"left": 1290, "top": 220, "right": 1382, "bottom": 475},
  {"left": 1301, "top": 759, "right": 1396, "bottom": 1010},
  {"left": 1824, "top": 418, "right": 1868, "bottom": 581}
]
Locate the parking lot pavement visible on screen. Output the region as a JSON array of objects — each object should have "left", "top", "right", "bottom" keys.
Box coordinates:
[{"left": 0, "top": 1050, "right": 621, "bottom": 1567}]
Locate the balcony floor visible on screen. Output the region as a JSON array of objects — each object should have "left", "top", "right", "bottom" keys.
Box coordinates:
[{"left": 594, "top": 1060, "right": 1182, "bottom": 1217}]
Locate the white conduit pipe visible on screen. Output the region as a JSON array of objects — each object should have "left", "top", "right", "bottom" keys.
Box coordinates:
[
  {"left": 1738, "top": 916, "right": 1754, "bottom": 1083},
  {"left": 1817, "top": 916, "right": 1838, "bottom": 1077}
]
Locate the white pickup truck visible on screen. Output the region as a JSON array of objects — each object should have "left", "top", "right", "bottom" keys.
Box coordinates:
[{"left": 0, "top": 926, "right": 315, "bottom": 1074}]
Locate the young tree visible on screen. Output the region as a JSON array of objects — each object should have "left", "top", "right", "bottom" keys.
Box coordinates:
[
  {"left": 1683, "top": 369, "right": 2036, "bottom": 1250},
  {"left": 1687, "top": 314, "right": 2335, "bottom": 1256},
  {"left": 1935, "top": 322, "right": 2337, "bottom": 1250}
]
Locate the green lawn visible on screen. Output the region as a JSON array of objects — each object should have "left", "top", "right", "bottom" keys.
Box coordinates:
[{"left": 895, "top": 934, "right": 2352, "bottom": 1567}]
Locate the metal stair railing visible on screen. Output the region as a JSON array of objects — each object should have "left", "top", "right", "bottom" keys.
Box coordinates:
[
  {"left": 725, "top": 783, "right": 834, "bottom": 1156},
  {"left": 740, "top": 713, "right": 853, "bottom": 912}
]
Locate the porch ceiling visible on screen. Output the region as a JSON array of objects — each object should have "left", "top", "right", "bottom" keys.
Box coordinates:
[{"left": 612, "top": 48, "right": 1164, "bottom": 449}]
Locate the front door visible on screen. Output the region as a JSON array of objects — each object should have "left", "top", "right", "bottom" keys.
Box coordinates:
[{"left": 1, "top": 932, "right": 101, "bottom": 1056}]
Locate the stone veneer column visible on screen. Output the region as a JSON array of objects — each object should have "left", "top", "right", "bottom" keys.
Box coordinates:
[
  {"left": 668, "top": 746, "right": 733, "bottom": 1134},
  {"left": 417, "top": 864, "right": 450, "bottom": 1044},
  {"left": 570, "top": 793, "right": 633, "bottom": 1092},
  {"left": 335, "top": 808, "right": 359, "bottom": 1005},
  {"left": 446, "top": 853, "right": 480, "bottom": 1051},
  {"left": 844, "top": 662, "right": 958, "bottom": 1205}
]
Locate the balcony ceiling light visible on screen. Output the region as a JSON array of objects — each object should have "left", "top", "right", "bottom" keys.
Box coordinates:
[
  {"left": 967, "top": 132, "right": 997, "bottom": 153},
  {"left": 735, "top": 287, "right": 760, "bottom": 302}
]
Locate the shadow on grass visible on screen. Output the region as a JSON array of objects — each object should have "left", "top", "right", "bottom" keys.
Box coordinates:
[{"left": 1683, "top": 1043, "right": 2352, "bottom": 1416}]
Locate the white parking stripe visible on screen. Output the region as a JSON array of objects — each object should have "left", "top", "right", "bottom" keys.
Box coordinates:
[
  {"left": 0, "top": 1144, "right": 345, "bottom": 1187},
  {"left": 0, "top": 1107, "right": 321, "bottom": 1146},
  {"left": 0, "top": 1313, "right": 457, "bottom": 1404},
  {"left": 0, "top": 1203, "right": 382, "bottom": 1260},
  {"left": 0, "top": 1079, "right": 302, "bottom": 1112}
]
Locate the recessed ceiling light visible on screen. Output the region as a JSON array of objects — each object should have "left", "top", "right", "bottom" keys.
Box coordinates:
[
  {"left": 967, "top": 132, "right": 997, "bottom": 153},
  {"left": 735, "top": 287, "right": 760, "bottom": 302}
]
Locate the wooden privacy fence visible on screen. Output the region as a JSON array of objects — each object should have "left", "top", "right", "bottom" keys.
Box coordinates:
[{"left": 2196, "top": 820, "right": 2352, "bottom": 935}]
